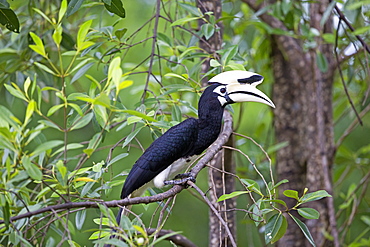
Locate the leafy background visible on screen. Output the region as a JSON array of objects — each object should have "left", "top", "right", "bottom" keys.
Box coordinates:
[{"left": 0, "top": 0, "right": 369, "bottom": 246}]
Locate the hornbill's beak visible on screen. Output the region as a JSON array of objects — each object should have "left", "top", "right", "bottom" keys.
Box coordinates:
[
  {"left": 226, "top": 82, "right": 275, "bottom": 108},
  {"left": 208, "top": 70, "right": 275, "bottom": 108}
]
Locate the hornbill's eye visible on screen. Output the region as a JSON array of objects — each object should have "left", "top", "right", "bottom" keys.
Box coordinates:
[{"left": 220, "top": 87, "right": 226, "bottom": 94}]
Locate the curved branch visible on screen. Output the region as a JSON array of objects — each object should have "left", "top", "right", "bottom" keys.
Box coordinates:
[
  {"left": 146, "top": 228, "right": 197, "bottom": 247},
  {"left": 0, "top": 112, "right": 234, "bottom": 225}
]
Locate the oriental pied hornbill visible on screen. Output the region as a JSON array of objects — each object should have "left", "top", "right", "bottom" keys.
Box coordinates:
[{"left": 116, "top": 70, "right": 274, "bottom": 222}]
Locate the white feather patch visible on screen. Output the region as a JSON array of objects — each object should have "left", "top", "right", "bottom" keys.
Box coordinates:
[{"left": 153, "top": 155, "right": 197, "bottom": 188}]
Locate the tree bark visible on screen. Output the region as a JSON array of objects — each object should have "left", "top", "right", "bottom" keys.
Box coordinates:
[
  {"left": 197, "top": 1, "right": 237, "bottom": 246},
  {"left": 241, "top": 0, "right": 338, "bottom": 246}
]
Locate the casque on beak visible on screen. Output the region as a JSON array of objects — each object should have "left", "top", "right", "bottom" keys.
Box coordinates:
[{"left": 226, "top": 82, "right": 275, "bottom": 108}]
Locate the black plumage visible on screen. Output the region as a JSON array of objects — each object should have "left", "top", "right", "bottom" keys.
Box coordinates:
[{"left": 120, "top": 84, "right": 224, "bottom": 199}]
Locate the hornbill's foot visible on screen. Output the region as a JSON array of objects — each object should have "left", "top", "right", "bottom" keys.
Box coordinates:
[{"left": 164, "top": 173, "right": 196, "bottom": 187}]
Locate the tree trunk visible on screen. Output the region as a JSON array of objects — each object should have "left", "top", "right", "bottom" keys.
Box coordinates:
[
  {"left": 241, "top": 0, "right": 338, "bottom": 246},
  {"left": 197, "top": 1, "right": 237, "bottom": 246}
]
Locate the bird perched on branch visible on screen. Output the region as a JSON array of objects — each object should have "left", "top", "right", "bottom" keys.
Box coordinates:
[{"left": 115, "top": 70, "right": 275, "bottom": 223}]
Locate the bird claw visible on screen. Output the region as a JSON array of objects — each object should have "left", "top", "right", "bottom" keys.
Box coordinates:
[{"left": 164, "top": 173, "right": 196, "bottom": 187}]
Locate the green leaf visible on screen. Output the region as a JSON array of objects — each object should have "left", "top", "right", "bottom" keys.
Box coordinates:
[
  {"left": 34, "top": 62, "right": 57, "bottom": 75},
  {"left": 164, "top": 73, "right": 188, "bottom": 81},
  {"left": 241, "top": 179, "right": 263, "bottom": 196},
  {"left": 297, "top": 208, "right": 320, "bottom": 219},
  {"left": 58, "top": 0, "right": 68, "bottom": 23},
  {"left": 265, "top": 213, "right": 287, "bottom": 244},
  {"left": 32, "top": 8, "right": 52, "bottom": 24},
  {"left": 178, "top": 2, "right": 201, "bottom": 16},
  {"left": 320, "top": 1, "right": 336, "bottom": 27},
  {"left": 210, "top": 59, "right": 221, "bottom": 67},
  {"left": 201, "top": 23, "right": 215, "bottom": 40},
  {"left": 0, "top": 7, "right": 20, "bottom": 33},
  {"left": 70, "top": 62, "right": 94, "bottom": 84},
  {"left": 221, "top": 45, "right": 238, "bottom": 66},
  {"left": 22, "top": 156, "right": 43, "bottom": 181},
  {"left": 352, "top": 26, "right": 370, "bottom": 35},
  {"left": 122, "top": 110, "right": 157, "bottom": 122},
  {"left": 171, "top": 104, "right": 182, "bottom": 122},
  {"left": 56, "top": 160, "right": 67, "bottom": 181},
  {"left": 300, "top": 190, "right": 331, "bottom": 204},
  {"left": 115, "top": 28, "right": 127, "bottom": 40},
  {"left": 68, "top": 103, "right": 84, "bottom": 116},
  {"left": 66, "top": 0, "right": 85, "bottom": 17},
  {"left": 31, "top": 140, "right": 64, "bottom": 156},
  {"left": 75, "top": 210, "right": 86, "bottom": 230},
  {"left": 361, "top": 215, "right": 370, "bottom": 226},
  {"left": 25, "top": 99, "right": 36, "bottom": 124},
  {"left": 93, "top": 105, "right": 109, "bottom": 129},
  {"left": 107, "top": 153, "right": 128, "bottom": 166},
  {"left": 4, "top": 83, "right": 28, "bottom": 101},
  {"left": 271, "top": 179, "right": 289, "bottom": 190},
  {"left": 316, "top": 51, "right": 328, "bottom": 73},
  {"left": 77, "top": 19, "right": 92, "bottom": 51},
  {"left": 171, "top": 16, "right": 201, "bottom": 27},
  {"left": 47, "top": 104, "right": 64, "bottom": 117},
  {"left": 270, "top": 199, "right": 288, "bottom": 209},
  {"left": 2, "top": 201, "right": 10, "bottom": 228},
  {"left": 52, "top": 143, "right": 84, "bottom": 156},
  {"left": 104, "top": 0, "right": 126, "bottom": 18},
  {"left": 52, "top": 25, "right": 63, "bottom": 47},
  {"left": 29, "top": 32, "right": 47, "bottom": 57},
  {"left": 347, "top": 0, "right": 370, "bottom": 10},
  {"left": 289, "top": 213, "right": 316, "bottom": 247},
  {"left": 283, "top": 189, "right": 299, "bottom": 200},
  {"left": 127, "top": 116, "right": 142, "bottom": 125},
  {"left": 122, "top": 126, "right": 144, "bottom": 149},
  {"left": 217, "top": 191, "right": 249, "bottom": 202},
  {"left": 70, "top": 113, "right": 93, "bottom": 130}
]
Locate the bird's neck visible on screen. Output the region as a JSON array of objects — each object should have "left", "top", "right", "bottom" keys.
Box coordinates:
[{"left": 192, "top": 99, "right": 225, "bottom": 155}]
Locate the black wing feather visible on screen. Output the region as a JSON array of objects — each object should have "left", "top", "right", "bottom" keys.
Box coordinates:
[{"left": 120, "top": 118, "right": 198, "bottom": 198}]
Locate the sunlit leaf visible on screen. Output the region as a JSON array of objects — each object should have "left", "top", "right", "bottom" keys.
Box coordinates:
[
  {"left": 283, "top": 189, "right": 299, "bottom": 200},
  {"left": 4, "top": 84, "right": 27, "bottom": 101},
  {"left": 77, "top": 20, "right": 92, "bottom": 51},
  {"left": 29, "top": 32, "right": 47, "bottom": 57},
  {"left": 52, "top": 25, "right": 63, "bottom": 47},
  {"left": 171, "top": 16, "right": 201, "bottom": 27},
  {"left": 217, "top": 191, "right": 249, "bottom": 202},
  {"left": 47, "top": 104, "right": 64, "bottom": 117},
  {"left": 122, "top": 110, "right": 157, "bottom": 122},
  {"left": 58, "top": 0, "right": 68, "bottom": 23},
  {"left": 300, "top": 190, "right": 331, "bottom": 204}
]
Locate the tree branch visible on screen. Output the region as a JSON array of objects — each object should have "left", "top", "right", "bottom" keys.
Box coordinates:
[
  {"left": 0, "top": 112, "right": 234, "bottom": 225},
  {"left": 146, "top": 228, "right": 197, "bottom": 247}
]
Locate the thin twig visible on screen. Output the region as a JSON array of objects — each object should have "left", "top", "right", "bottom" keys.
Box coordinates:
[
  {"left": 187, "top": 181, "right": 237, "bottom": 247},
  {"left": 334, "top": 18, "right": 363, "bottom": 126}
]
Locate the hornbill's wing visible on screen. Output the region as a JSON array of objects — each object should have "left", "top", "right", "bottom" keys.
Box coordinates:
[{"left": 120, "top": 118, "right": 198, "bottom": 199}]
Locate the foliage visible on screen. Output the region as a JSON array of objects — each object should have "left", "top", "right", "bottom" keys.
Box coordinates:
[{"left": 0, "top": 0, "right": 369, "bottom": 246}]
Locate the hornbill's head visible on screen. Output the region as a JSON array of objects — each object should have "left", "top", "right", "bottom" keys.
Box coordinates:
[{"left": 208, "top": 70, "right": 275, "bottom": 108}]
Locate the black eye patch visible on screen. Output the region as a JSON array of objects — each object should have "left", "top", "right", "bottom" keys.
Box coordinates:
[{"left": 237, "top": 75, "right": 264, "bottom": 84}]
